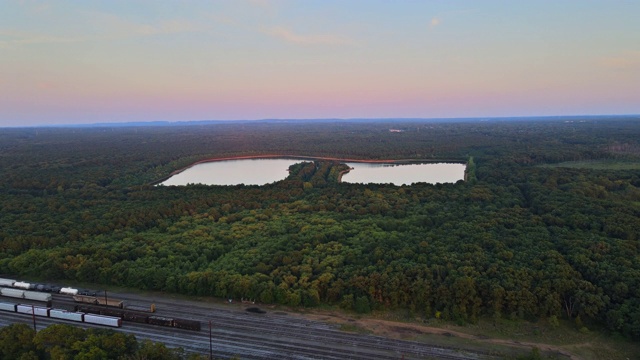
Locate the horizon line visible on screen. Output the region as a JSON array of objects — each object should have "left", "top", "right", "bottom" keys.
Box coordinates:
[{"left": 2, "top": 114, "right": 639, "bottom": 129}]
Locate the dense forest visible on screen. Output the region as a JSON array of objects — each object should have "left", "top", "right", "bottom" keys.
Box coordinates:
[{"left": 1, "top": 118, "right": 639, "bottom": 339}]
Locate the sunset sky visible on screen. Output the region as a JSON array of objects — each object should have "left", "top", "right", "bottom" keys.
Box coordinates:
[{"left": 1, "top": 1, "right": 639, "bottom": 127}]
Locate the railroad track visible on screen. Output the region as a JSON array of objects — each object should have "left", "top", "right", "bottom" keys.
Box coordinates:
[
  {"left": 2, "top": 279, "right": 504, "bottom": 359},
  {"left": 144, "top": 298, "right": 493, "bottom": 359},
  {"left": 46, "top": 292, "right": 498, "bottom": 360}
]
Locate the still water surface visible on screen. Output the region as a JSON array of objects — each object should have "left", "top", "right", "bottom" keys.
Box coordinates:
[
  {"left": 161, "top": 159, "right": 296, "bottom": 186},
  {"left": 160, "top": 159, "right": 465, "bottom": 186},
  {"left": 342, "top": 162, "right": 465, "bottom": 185}
]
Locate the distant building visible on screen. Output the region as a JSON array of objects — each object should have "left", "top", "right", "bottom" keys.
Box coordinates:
[{"left": 389, "top": 129, "right": 403, "bottom": 133}]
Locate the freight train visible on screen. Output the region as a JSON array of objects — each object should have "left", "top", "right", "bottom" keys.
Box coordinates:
[
  {"left": 0, "top": 302, "right": 121, "bottom": 327},
  {"left": 0, "top": 301, "right": 199, "bottom": 331},
  {"left": 1, "top": 278, "right": 127, "bottom": 309},
  {"left": 1, "top": 277, "right": 188, "bottom": 330},
  {"left": 76, "top": 304, "right": 201, "bottom": 331},
  {"left": 0, "top": 277, "right": 96, "bottom": 296}
]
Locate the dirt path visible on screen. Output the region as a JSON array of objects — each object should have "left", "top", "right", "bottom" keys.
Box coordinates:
[{"left": 297, "top": 310, "right": 585, "bottom": 360}]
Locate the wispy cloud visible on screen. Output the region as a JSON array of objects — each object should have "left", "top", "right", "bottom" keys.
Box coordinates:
[
  {"left": 37, "top": 81, "right": 55, "bottom": 90},
  {"left": 131, "top": 19, "right": 204, "bottom": 36},
  {"left": 0, "top": 13, "right": 204, "bottom": 49},
  {"left": 598, "top": 51, "right": 640, "bottom": 71},
  {"left": 248, "top": 0, "right": 271, "bottom": 7},
  {"left": 263, "top": 26, "right": 352, "bottom": 45},
  {"left": 87, "top": 12, "right": 205, "bottom": 37},
  {"left": 0, "top": 30, "right": 86, "bottom": 47},
  {"left": 31, "top": 3, "right": 51, "bottom": 12}
]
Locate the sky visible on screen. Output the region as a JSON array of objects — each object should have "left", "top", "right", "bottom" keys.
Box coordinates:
[{"left": 1, "top": 0, "right": 639, "bottom": 127}]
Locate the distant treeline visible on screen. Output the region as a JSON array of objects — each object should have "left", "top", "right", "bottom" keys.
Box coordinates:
[{"left": 0, "top": 119, "right": 639, "bottom": 339}]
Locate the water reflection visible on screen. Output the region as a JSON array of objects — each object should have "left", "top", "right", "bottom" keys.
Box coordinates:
[
  {"left": 160, "top": 159, "right": 297, "bottom": 186},
  {"left": 160, "top": 158, "right": 466, "bottom": 186},
  {"left": 342, "top": 162, "right": 465, "bottom": 185}
]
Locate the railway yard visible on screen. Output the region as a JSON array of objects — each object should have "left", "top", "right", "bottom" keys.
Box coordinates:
[{"left": 0, "top": 280, "right": 510, "bottom": 359}]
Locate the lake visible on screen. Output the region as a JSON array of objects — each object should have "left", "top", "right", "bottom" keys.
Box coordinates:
[
  {"left": 342, "top": 162, "right": 465, "bottom": 185},
  {"left": 160, "top": 159, "right": 297, "bottom": 186},
  {"left": 159, "top": 158, "right": 466, "bottom": 186}
]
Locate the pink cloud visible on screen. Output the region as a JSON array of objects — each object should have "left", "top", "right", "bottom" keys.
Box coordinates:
[
  {"left": 598, "top": 51, "right": 640, "bottom": 71},
  {"left": 263, "top": 26, "right": 352, "bottom": 45},
  {"left": 37, "top": 82, "right": 55, "bottom": 90}
]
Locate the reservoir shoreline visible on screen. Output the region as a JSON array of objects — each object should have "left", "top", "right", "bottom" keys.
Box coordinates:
[{"left": 153, "top": 154, "right": 467, "bottom": 186}]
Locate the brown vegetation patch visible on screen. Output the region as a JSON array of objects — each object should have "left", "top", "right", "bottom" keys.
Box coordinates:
[{"left": 296, "top": 310, "right": 584, "bottom": 359}]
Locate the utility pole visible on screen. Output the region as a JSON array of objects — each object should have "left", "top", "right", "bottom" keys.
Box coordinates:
[
  {"left": 209, "top": 320, "right": 213, "bottom": 360},
  {"left": 31, "top": 305, "right": 36, "bottom": 331},
  {"left": 104, "top": 290, "right": 108, "bottom": 307}
]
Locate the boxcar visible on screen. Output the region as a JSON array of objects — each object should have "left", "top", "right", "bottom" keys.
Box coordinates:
[
  {"left": 0, "top": 302, "right": 17, "bottom": 312},
  {"left": 23, "top": 290, "right": 52, "bottom": 303},
  {"left": 16, "top": 305, "right": 50, "bottom": 317},
  {"left": 0, "top": 288, "right": 24, "bottom": 299},
  {"left": 49, "top": 309, "right": 84, "bottom": 322},
  {"left": 0, "top": 278, "right": 15, "bottom": 287},
  {"left": 83, "top": 314, "right": 122, "bottom": 327}
]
